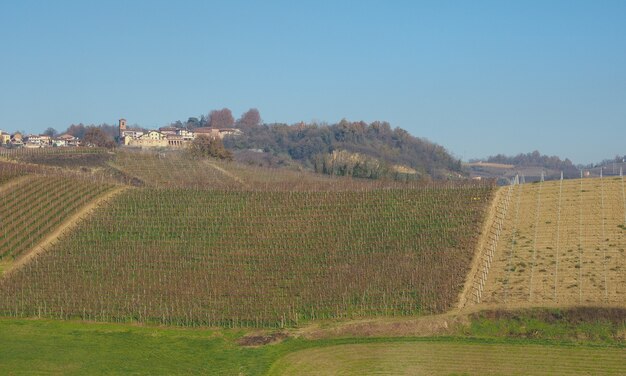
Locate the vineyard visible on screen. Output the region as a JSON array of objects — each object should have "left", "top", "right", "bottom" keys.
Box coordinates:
[
  {"left": 466, "top": 176, "right": 626, "bottom": 307},
  {"left": 0, "top": 160, "right": 51, "bottom": 184},
  {"left": 0, "top": 147, "right": 112, "bottom": 170},
  {"left": 5, "top": 146, "right": 624, "bottom": 330},
  {"left": 0, "top": 184, "right": 493, "bottom": 327},
  {"left": 109, "top": 150, "right": 243, "bottom": 189},
  {"left": 110, "top": 149, "right": 436, "bottom": 191},
  {"left": 0, "top": 171, "right": 116, "bottom": 267}
]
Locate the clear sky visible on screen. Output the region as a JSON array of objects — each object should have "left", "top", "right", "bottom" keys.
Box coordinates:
[{"left": 1, "top": 1, "right": 624, "bottom": 164}]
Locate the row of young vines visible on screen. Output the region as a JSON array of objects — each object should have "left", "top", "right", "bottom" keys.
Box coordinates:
[
  {"left": 0, "top": 146, "right": 108, "bottom": 159},
  {"left": 0, "top": 185, "right": 494, "bottom": 327},
  {"left": 0, "top": 173, "right": 115, "bottom": 260},
  {"left": 111, "top": 150, "right": 462, "bottom": 191}
]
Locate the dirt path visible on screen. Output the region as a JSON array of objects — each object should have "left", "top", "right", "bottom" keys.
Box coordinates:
[
  {"left": 294, "top": 300, "right": 626, "bottom": 340},
  {"left": 295, "top": 312, "right": 469, "bottom": 340},
  {"left": 456, "top": 186, "right": 505, "bottom": 309},
  {"left": 2, "top": 186, "right": 128, "bottom": 278},
  {"left": 204, "top": 160, "right": 250, "bottom": 188}
]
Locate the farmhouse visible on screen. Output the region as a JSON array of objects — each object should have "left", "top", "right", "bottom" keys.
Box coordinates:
[
  {"left": 24, "top": 134, "right": 52, "bottom": 147},
  {"left": 141, "top": 130, "right": 166, "bottom": 141},
  {"left": 0, "top": 131, "right": 10, "bottom": 145},
  {"left": 194, "top": 127, "right": 243, "bottom": 139},
  {"left": 158, "top": 126, "right": 178, "bottom": 136},
  {"left": 178, "top": 128, "right": 195, "bottom": 140},
  {"left": 0, "top": 131, "right": 83, "bottom": 148},
  {"left": 1, "top": 131, "right": 73, "bottom": 148},
  {"left": 10, "top": 132, "right": 23, "bottom": 147},
  {"left": 55, "top": 134, "right": 79, "bottom": 147}
]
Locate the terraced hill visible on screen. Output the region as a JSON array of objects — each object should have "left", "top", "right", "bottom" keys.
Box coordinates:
[{"left": 464, "top": 176, "right": 626, "bottom": 308}]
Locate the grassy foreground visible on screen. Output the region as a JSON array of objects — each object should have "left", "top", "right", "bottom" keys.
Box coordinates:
[
  {"left": 0, "top": 318, "right": 290, "bottom": 375},
  {"left": 268, "top": 341, "right": 626, "bottom": 375},
  {"left": 1, "top": 313, "right": 625, "bottom": 375}
]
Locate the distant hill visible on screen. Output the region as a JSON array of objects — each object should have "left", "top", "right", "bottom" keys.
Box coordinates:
[
  {"left": 481, "top": 151, "right": 576, "bottom": 171},
  {"left": 224, "top": 120, "right": 464, "bottom": 180},
  {"left": 467, "top": 151, "right": 581, "bottom": 183}
]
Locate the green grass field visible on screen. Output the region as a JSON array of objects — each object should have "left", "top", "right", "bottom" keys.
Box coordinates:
[
  {"left": 268, "top": 341, "right": 626, "bottom": 375},
  {"left": 0, "top": 318, "right": 281, "bottom": 375},
  {"left": 1, "top": 315, "right": 624, "bottom": 375}
]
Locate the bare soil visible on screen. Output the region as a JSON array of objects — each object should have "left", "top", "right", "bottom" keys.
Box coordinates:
[
  {"left": 295, "top": 312, "right": 469, "bottom": 340},
  {"left": 237, "top": 332, "right": 289, "bottom": 346}
]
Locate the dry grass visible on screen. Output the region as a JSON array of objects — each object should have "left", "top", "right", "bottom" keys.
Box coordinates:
[{"left": 466, "top": 176, "right": 626, "bottom": 308}]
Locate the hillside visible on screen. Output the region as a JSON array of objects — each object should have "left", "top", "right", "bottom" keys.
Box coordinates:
[
  {"left": 109, "top": 149, "right": 444, "bottom": 191},
  {"left": 464, "top": 175, "right": 626, "bottom": 308},
  {"left": 0, "top": 183, "right": 493, "bottom": 326},
  {"left": 0, "top": 149, "right": 625, "bottom": 374},
  {"left": 467, "top": 151, "right": 581, "bottom": 183},
  {"left": 0, "top": 147, "right": 113, "bottom": 170},
  {"left": 0, "top": 174, "right": 115, "bottom": 262},
  {"left": 224, "top": 120, "right": 463, "bottom": 180}
]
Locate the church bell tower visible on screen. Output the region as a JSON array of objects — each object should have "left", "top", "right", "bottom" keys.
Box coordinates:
[{"left": 119, "top": 118, "right": 127, "bottom": 138}]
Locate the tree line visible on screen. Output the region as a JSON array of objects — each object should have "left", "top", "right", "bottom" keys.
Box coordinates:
[
  {"left": 170, "top": 108, "right": 261, "bottom": 130},
  {"left": 480, "top": 151, "right": 578, "bottom": 172},
  {"left": 224, "top": 119, "right": 463, "bottom": 180},
  {"left": 50, "top": 108, "right": 464, "bottom": 181}
]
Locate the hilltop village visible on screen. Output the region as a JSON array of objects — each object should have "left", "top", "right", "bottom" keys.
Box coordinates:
[
  {"left": 0, "top": 130, "right": 79, "bottom": 148},
  {"left": 118, "top": 119, "right": 242, "bottom": 147},
  {"left": 0, "top": 118, "right": 242, "bottom": 149}
]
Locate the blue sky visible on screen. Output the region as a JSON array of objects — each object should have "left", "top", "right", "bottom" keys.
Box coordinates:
[{"left": 1, "top": 1, "right": 625, "bottom": 164}]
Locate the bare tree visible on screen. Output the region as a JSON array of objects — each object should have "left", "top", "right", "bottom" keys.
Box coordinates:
[
  {"left": 237, "top": 108, "right": 261, "bottom": 128},
  {"left": 188, "top": 135, "right": 233, "bottom": 160},
  {"left": 83, "top": 127, "right": 115, "bottom": 148},
  {"left": 208, "top": 108, "right": 234, "bottom": 128},
  {"left": 43, "top": 127, "right": 57, "bottom": 137}
]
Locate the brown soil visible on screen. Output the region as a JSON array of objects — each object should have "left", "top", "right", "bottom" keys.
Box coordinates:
[
  {"left": 296, "top": 313, "right": 470, "bottom": 340},
  {"left": 203, "top": 160, "right": 250, "bottom": 188},
  {"left": 467, "top": 162, "right": 515, "bottom": 169},
  {"left": 457, "top": 185, "right": 506, "bottom": 308},
  {"left": 237, "top": 331, "right": 289, "bottom": 346},
  {"left": 294, "top": 304, "right": 626, "bottom": 340}
]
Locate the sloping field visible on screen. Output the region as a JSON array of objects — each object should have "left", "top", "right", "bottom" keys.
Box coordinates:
[
  {"left": 465, "top": 176, "right": 626, "bottom": 307},
  {"left": 0, "top": 147, "right": 111, "bottom": 170},
  {"left": 110, "top": 150, "right": 434, "bottom": 191},
  {"left": 110, "top": 150, "right": 243, "bottom": 189},
  {"left": 0, "top": 160, "right": 51, "bottom": 184},
  {"left": 267, "top": 341, "right": 626, "bottom": 375},
  {"left": 0, "top": 174, "right": 115, "bottom": 262},
  {"left": 0, "top": 184, "right": 493, "bottom": 327}
]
